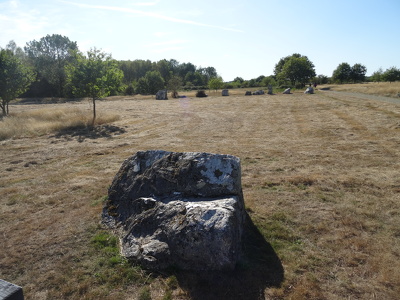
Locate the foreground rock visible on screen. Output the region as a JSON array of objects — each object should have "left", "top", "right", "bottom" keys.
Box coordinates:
[{"left": 102, "top": 150, "right": 245, "bottom": 271}]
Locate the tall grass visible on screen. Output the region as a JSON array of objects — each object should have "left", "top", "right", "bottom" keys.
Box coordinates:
[
  {"left": 326, "top": 81, "right": 400, "bottom": 97},
  {"left": 0, "top": 108, "right": 119, "bottom": 140}
]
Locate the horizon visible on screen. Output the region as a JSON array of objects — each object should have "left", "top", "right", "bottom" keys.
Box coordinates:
[{"left": 1, "top": 0, "right": 399, "bottom": 81}]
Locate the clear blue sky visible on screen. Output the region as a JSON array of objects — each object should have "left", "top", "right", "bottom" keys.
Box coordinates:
[{"left": 1, "top": 0, "right": 399, "bottom": 81}]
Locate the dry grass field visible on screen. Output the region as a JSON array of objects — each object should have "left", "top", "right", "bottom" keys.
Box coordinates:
[
  {"left": 324, "top": 81, "right": 400, "bottom": 98},
  {"left": 1, "top": 87, "right": 400, "bottom": 299}
]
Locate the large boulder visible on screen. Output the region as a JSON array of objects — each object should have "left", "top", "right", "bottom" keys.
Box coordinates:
[
  {"left": 102, "top": 150, "right": 245, "bottom": 271},
  {"left": 283, "top": 88, "right": 291, "bottom": 94}
]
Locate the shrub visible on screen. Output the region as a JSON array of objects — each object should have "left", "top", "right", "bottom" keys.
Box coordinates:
[{"left": 125, "top": 84, "right": 135, "bottom": 95}]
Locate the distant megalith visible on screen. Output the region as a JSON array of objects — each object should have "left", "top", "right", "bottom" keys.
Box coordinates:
[
  {"left": 102, "top": 150, "right": 246, "bottom": 271},
  {"left": 304, "top": 87, "right": 314, "bottom": 94},
  {"left": 252, "top": 90, "right": 265, "bottom": 95},
  {"left": 222, "top": 89, "right": 229, "bottom": 96},
  {"left": 283, "top": 88, "right": 291, "bottom": 94},
  {"left": 245, "top": 91, "right": 252, "bottom": 96},
  {"left": 196, "top": 90, "right": 208, "bottom": 97},
  {"left": 156, "top": 89, "right": 168, "bottom": 100}
]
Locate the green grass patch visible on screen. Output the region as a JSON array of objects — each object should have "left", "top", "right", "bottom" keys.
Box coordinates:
[{"left": 253, "top": 213, "right": 302, "bottom": 253}]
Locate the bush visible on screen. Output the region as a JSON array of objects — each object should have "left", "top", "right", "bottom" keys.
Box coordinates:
[{"left": 125, "top": 84, "right": 135, "bottom": 95}]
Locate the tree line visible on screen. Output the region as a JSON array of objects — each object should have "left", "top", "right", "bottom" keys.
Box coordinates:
[{"left": 1, "top": 34, "right": 399, "bottom": 119}]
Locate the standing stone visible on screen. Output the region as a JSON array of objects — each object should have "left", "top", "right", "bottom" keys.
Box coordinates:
[
  {"left": 103, "top": 150, "right": 246, "bottom": 271},
  {"left": 304, "top": 87, "right": 314, "bottom": 94},
  {"left": 283, "top": 88, "right": 291, "bottom": 94},
  {"left": 156, "top": 89, "right": 168, "bottom": 100},
  {"left": 222, "top": 89, "right": 229, "bottom": 96},
  {"left": 267, "top": 85, "right": 273, "bottom": 95}
]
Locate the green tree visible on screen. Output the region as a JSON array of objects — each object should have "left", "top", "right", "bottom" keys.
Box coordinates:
[
  {"left": 370, "top": 68, "right": 383, "bottom": 82},
  {"left": 135, "top": 70, "right": 165, "bottom": 95},
  {"left": 314, "top": 74, "right": 329, "bottom": 85},
  {"left": 185, "top": 71, "right": 205, "bottom": 87},
  {"left": 208, "top": 76, "right": 224, "bottom": 92},
  {"left": 135, "top": 77, "right": 149, "bottom": 95},
  {"left": 25, "top": 34, "right": 78, "bottom": 97},
  {"left": 5, "top": 40, "right": 26, "bottom": 60},
  {"left": 167, "top": 75, "right": 183, "bottom": 98},
  {"left": 0, "top": 49, "right": 35, "bottom": 115},
  {"left": 261, "top": 75, "right": 276, "bottom": 87},
  {"left": 382, "top": 67, "right": 400, "bottom": 83},
  {"left": 199, "top": 66, "right": 217, "bottom": 83},
  {"left": 274, "top": 53, "right": 302, "bottom": 76},
  {"left": 154, "top": 59, "right": 173, "bottom": 83},
  {"left": 177, "top": 62, "right": 196, "bottom": 84},
  {"left": 350, "top": 63, "right": 367, "bottom": 83},
  {"left": 145, "top": 70, "right": 165, "bottom": 94},
  {"left": 65, "top": 48, "right": 123, "bottom": 126},
  {"left": 255, "top": 75, "right": 266, "bottom": 86},
  {"left": 233, "top": 77, "right": 244, "bottom": 83},
  {"left": 123, "top": 59, "right": 153, "bottom": 81},
  {"left": 332, "top": 62, "right": 352, "bottom": 83},
  {"left": 278, "top": 56, "right": 316, "bottom": 86}
]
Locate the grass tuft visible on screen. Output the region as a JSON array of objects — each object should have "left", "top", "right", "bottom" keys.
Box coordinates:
[{"left": 0, "top": 107, "right": 119, "bottom": 140}]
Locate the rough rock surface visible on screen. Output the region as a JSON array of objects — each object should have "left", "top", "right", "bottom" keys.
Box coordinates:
[
  {"left": 245, "top": 91, "right": 252, "bottom": 96},
  {"left": 102, "top": 150, "right": 245, "bottom": 271},
  {"left": 283, "top": 88, "right": 291, "bottom": 94},
  {"left": 156, "top": 89, "right": 168, "bottom": 100},
  {"left": 222, "top": 89, "right": 229, "bottom": 96}
]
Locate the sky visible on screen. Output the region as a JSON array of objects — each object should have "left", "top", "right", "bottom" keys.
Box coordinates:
[{"left": 1, "top": 0, "right": 399, "bottom": 81}]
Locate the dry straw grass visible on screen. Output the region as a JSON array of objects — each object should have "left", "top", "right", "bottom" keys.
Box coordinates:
[
  {"left": 1, "top": 87, "right": 400, "bottom": 299},
  {"left": 0, "top": 106, "right": 119, "bottom": 140},
  {"left": 325, "top": 81, "right": 400, "bottom": 98}
]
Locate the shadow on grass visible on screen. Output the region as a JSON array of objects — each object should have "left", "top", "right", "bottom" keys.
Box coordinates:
[
  {"left": 52, "top": 124, "right": 126, "bottom": 142},
  {"left": 13, "top": 97, "right": 84, "bottom": 105},
  {"left": 173, "top": 214, "right": 284, "bottom": 300}
]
